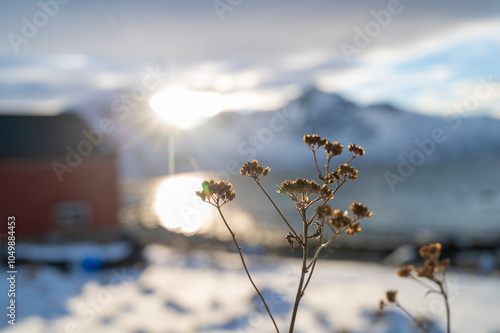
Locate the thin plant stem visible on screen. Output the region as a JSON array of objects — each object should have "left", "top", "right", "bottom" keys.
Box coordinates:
[
  {"left": 215, "top": 206, "right": 280, "bottom": 333},
  {"left": 306, "top": 222, "right": 354, "bottom": 270},
  {"left": 395, "top": 302, "right": 430, "bottom": 333},
  {"left": 288, "top": 210, "right": 309, "bottom": 333},
  {"left": 410, "top": 276, "right": 440, "bottom": 294},
  {"left": 438, "top": 281, "right": 451, "bottom": 333},
  {"left": 312, "top": 149, "right": 324, "bottom": 181},
  {"left": 301, "top": 224, "right": 323, "bottom": 294},
  {"left": 307, "top": 178, "right": 348, "bottom": 225},
  {"left": 254, "top": 179, "right": 301, "bottom": 241},
  {"left": 200, "top": 140, "right": 367, "bottom": 333}
]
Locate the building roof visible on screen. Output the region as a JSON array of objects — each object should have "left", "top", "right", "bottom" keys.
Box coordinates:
[{"left": 0, "top": 113, "right": 115, "bottom": 158}]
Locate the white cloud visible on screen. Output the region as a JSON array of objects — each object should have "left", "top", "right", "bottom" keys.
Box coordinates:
[
  {"left": 1, "top": 2, "right": 500, "bottom": 119},
  {"left": 315, "top": 64, "right": 452, "bottom": 106},
  {"left": 361, "top": 19, "right": 500, "bottom": 67},
  {"left": 312, "top": 18, "right": 500, "bottom": 117}
]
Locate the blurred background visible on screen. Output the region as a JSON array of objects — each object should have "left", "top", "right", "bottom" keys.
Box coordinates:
[{"left": 0, "top": 0, "right": 499, "bottom": 332}]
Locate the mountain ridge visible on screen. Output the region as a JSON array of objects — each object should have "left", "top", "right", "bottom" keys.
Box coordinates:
[{"left": 63, "top": 87, "right": 500, "bottom": 179}]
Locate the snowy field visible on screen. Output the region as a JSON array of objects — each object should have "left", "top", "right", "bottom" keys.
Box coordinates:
[{"left": 2, "top": 244, "right": 500, "bottom": 333}]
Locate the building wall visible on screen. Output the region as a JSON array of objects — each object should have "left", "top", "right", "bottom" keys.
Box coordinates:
[{"left": 0, "top": 155, "right": 119, "bottom": 238}]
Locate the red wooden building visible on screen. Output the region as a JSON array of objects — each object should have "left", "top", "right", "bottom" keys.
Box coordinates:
[{"left": 0, "top": 113, "right": 120, "bottom": 240}]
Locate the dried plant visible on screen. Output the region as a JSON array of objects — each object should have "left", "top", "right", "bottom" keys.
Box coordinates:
[
  {"left": 380, "top": 243, "right": 452, "bottom": 333},
  {"left": 196, "top": 134, "right": 371, "bottom": 332}
]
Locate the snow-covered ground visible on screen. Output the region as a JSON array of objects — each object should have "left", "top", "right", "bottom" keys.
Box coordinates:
[{"left": 2, "top": 244, "right": 499, "bottom": 333}]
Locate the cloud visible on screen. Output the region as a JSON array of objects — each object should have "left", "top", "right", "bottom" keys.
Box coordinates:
[
  {"left": 360, "top": 19, "right": 500, "bottom": 68},
  {"left": 0, "top": 1, "right": 499, "bottom": 118}
]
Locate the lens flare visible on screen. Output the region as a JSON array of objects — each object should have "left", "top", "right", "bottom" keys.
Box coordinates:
[{"left": 154, "top": 175, "right": 213, "bottom": 235}]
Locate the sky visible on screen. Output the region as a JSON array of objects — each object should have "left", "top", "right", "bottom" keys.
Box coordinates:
[{"left": 0, "top": 0, "right": 499, "bottom": 119}]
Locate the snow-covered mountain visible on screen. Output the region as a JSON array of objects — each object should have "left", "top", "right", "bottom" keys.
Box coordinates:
[
  {"left": 69, "top": 87, "right": 500, "bottom": 179},
  {"left": 173, "top": 88, "right": 500, "bottom": 175}
]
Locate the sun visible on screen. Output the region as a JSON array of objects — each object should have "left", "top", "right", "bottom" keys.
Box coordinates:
[
  {"left": 150, "top": 86, "right": 225, "bottom": 129},
  {"left": 154, "top": 175, "right": 213, "bottom": 235}
]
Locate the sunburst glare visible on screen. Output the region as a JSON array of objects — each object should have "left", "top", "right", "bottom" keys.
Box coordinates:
[{"left": 150, "top": 86, "right": 225, "bottom": 129}]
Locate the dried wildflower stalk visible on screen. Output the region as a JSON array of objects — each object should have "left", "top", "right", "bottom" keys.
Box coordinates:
[
  {"left": 196, "top": 135, "right": 372, "bottom": 333},
  {"left": 195, "top": 180, "right": 280, "bottom": 332},
  {"left": 380, "top": 243, "right": 452, "bottom": 333}
]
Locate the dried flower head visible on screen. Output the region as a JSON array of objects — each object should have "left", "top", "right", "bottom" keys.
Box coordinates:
[
  {"left": 285, "top": 233, "right": 296, "bottom": 251},
  {"left": 277, "top": 178, "right": 322, "bottom": 199},
  {"left": 386, "top": 243, "right": 452, "bottom": 332},
  {"left": 424, "top": 259, "right": 437, "bottom": 269},
  {"left": 348, "top": 143, "right": 365, "bottom": 157},
  {"left": 440, "top": 258, "right": 450, "bottom": 268},
  {"left": 346, "top": 222, "right": 362, "bottom": 235},
  {"left": 320, "top": 184, "right": 334, "bottom": 199},
  {"left": 338, "top": 163, "right": 358, "bottom": 180},
  {"left": 240, "top": 160, "right": 271, "bottom": 179},
  {"left": 303, "top": 134, "right": 327, "bottom": 149},
  {"left": 196, "top": 179, "right": 236, "bottom": 207},
  {"left": 417, "top": 265, "right": 434, "bottom": 279},
  {"left": 401, "top": 243, "right": 451, "bottom": 281},
  {"left": 325, "top": 171, "right": 341, "bottom": 184},
  {"left": 350, "top": 201, "right": 373, "bottom": 218},
  {"left": 386, "top": 290, "right": 398, "bottom": 303},
  {"left": 316, "top": 204, "right": 333, "bottom": 220},
  {"left": 324, "top": 141, "right": 344, "bottom": 157},
  {"left": 329, "top": 209, "right": 352, "bottom": 229},
  {"left": 419, "top": 243, "right": 442, "bottom": 260},
  {"left": 398, "top": 265, "right": 415, "bottom": 278}
]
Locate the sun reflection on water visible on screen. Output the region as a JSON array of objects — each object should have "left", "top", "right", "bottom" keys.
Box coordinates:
[{"left": 154, "top": 175, "right": 213, "bottom": 235}]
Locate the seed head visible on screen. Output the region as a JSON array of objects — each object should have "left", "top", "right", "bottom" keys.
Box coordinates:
[
  {"left": 338, "top": 163, "right": 358, "bottom": 180},
  {"left": 398, "top": 265, "right": 414, "bottom": 278},
  {"left": 418, "top": 243, "right": 442, "bottom": 260},
  {"left": 196, "top": 179, "right": 236, "bottom": 207},
  {"left": 417, "top": 265, "right": 434, "bottom": 279},
  {"left": 440, "top": 258, "right": 450, "bottom": 268},
  {"left": 319, "top": 184, "right": 334, "bottom": 199},
  {"left": 316, "top": 204, "right": 333, "bottom": 220},
  {"left": 348, "top": 143, "right": 365, "bottom": 157},
  {"left": 325, "top": 171, "right": 341, "bottom": 184},
  {"left": 240, "top": 160, "right": 270, "bottom": 179},
  {"left": 386, "top": 290, "right": 398, "bottom": 303},
  {"left": 303, "top": 134, "right": 327, "bottom": 149},
  {"left": 277, "top": 178, "right": 321, "bottom": 197},
  {"left": 410, "top": 243, "right": 450, "bottom": 280},
  {"left": 324, "top": 141, "right": 344, "bottom": 157},
  {"left": 346, "top": 222, "right": 362, "bottom": 235},
  {"left": 285, "top": 233, "right": 296, "bottom": 251},
  {"left": 329, "top": 209, "right": 352, "bottom": 229},
  {"left": 350, "top": 201, "right": 373, "bottom": 218}
]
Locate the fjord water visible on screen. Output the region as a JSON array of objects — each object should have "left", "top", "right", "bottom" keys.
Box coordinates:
[{"left": 122, "top": 159, "right": 500, "bottom": 247}]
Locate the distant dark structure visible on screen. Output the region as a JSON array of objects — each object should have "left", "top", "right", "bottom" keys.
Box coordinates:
[{"left": 0, "top": 113, "right": 120, "bottom": 240}]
